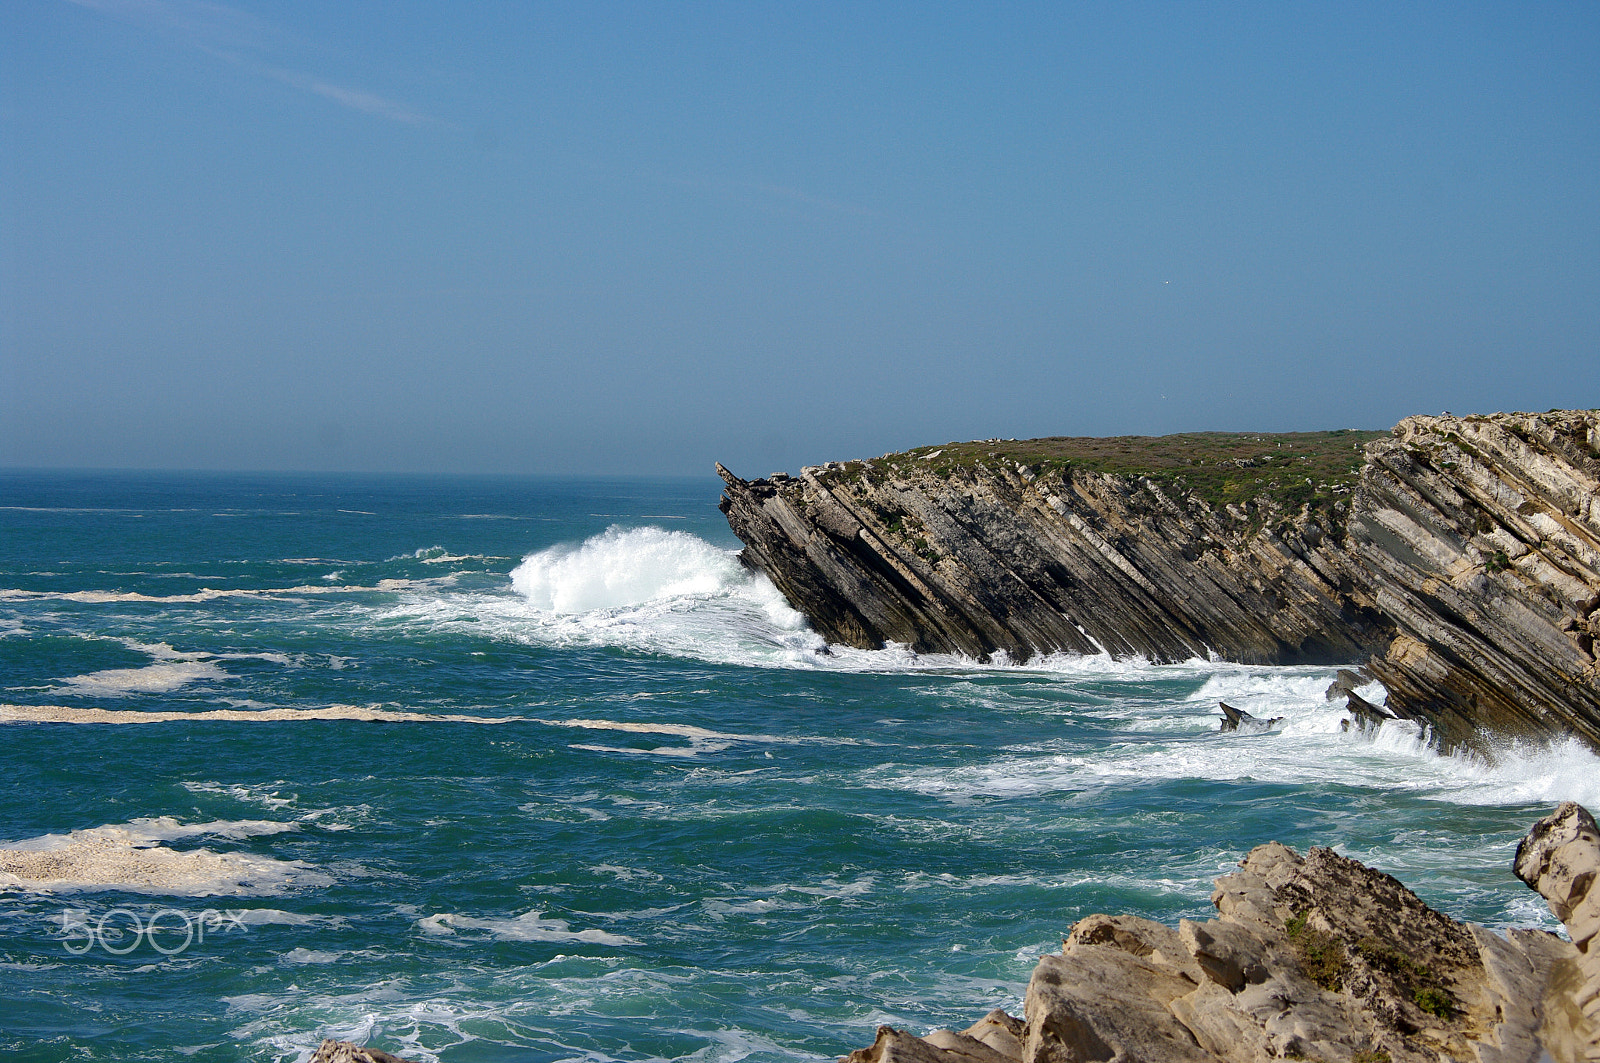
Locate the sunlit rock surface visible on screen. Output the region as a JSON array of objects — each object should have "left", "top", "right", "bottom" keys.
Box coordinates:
[{"left": 844, "top": 803, "right": 1600, "bottom": 1063}]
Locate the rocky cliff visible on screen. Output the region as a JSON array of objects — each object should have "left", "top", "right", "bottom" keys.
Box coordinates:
[
  {"left": 1349, "top": 413, "right": 1600, "bottom": 750},
  {"left": 718, "top": 410, "right": 1600, "bottom": 751},
  {"left": 843, "top": 802, "right": 1600, "bottom": 1063}
]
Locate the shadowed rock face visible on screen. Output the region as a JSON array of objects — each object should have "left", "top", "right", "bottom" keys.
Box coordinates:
[
  {"left": 718, "top": 410, "right": 1600, "bottom": 751},
  {"left": 716, "top": 459, "right": 1391, "bottom": 667},
  {"left": 843, "top": 804, "right": 1600, "bottom": 1063}
]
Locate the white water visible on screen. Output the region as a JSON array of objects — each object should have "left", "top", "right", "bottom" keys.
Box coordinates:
[
  {"left": 0, "top": 817, "right": 331, "bottom": 896},
  {"left": 511, "top": 526, "right": 755, "bottom": 613}
]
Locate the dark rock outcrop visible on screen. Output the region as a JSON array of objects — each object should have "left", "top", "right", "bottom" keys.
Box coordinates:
[
  {"left": 719, "top": 410, "right": 1600, "bottom": 751},
  {"left": 843, "top": 804, "right": 1600, "bottom": 1063},
  {"left": 1218, "top": 701, "right": 1282, "bottom": 732},
  {"left": 716, "top": 454, "right": 1390, "bottom": 667}
]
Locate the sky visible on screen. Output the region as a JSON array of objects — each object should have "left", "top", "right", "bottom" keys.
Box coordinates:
[{"left": 2, "top": 2, "right": 1597, "bottom": 476}]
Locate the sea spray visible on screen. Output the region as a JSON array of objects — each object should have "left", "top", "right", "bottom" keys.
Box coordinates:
[{"left": 511, "top": 525, "right": 748, "bottom": 613}]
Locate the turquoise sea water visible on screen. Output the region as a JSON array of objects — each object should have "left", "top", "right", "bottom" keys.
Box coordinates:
[{"left": 2, "top": 470, "right": 1597, "bottom": 1062}]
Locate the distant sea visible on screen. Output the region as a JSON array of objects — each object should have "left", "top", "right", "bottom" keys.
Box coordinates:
[{"left": 3, "top": 470, "right": 1596, "bottom": 1063}]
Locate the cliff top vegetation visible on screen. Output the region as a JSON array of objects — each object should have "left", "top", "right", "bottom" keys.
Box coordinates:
[{"left": 857, "top": 429, "right": 1387, "bottom": 514}]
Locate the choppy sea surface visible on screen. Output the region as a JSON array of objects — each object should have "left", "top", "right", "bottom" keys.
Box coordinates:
[{"left": 2, "top": 470, "right": 1597, "bottom": 1063}]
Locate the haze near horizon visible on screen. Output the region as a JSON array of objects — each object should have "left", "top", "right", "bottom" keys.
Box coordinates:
[{"left": 3, "top": 2, "right": 1597, "bottom": 476}]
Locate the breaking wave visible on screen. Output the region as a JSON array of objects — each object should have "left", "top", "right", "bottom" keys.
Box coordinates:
[{"left": 511, "top": 525, "right": 749, "bottom": 613}]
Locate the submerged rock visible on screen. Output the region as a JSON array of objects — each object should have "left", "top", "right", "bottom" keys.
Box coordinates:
[
  {"left": 1217, "top": 701, "right": 1283, "bottom": 732},
  {"left": 719, "top": 410, "right": 1600, "bottom": 752},
  {"left": 844, "top": 804, "right": 1600, "bottom": 1063}
]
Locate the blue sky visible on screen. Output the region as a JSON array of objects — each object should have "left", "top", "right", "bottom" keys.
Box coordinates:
[{"left": 3, "top": 2, "right": 1597, "bottom": 475}]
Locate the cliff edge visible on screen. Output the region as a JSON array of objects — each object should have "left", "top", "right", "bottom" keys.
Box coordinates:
[{"left": 718, "top": 410, "right": 1600, "bottom": 751}]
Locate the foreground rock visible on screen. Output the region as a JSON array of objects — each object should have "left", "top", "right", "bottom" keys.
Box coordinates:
[
  {"left": 845, "top": 803, "right": 1600, "bottom": 1063},
  {"left": 719, "top": 410, "right": 1600, "bottom": 751},
  {"left": 307, "top": 1039, "right": 415, "bottom": 1063},
  {"left": 1514, "top": 802, "right": 1600, "bottom": 1062}
]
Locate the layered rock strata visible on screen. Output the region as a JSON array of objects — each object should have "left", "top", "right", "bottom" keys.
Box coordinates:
[
  {"left": 1350, "top": 413, "right": 1600, "bottom": 749},
  {"left": 718, "top": 410, "right": 1600, "bottom": 750},
  {"left": 844, "top": 803, "right": 1600, "bottom": 1063}
]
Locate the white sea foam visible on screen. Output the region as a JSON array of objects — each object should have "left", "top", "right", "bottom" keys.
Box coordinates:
[
  {"left": 55, "top": 660, "right": 229, "bottom": 696},
  {"left": 181, "top": 781, "right": 300, "bottom": 810},
  {"left": 233, "top": 908, "right": 347, "bottom": 928},
  {"left": 393, "top": 546, "right": 504, "bottom": 564},
  {"left": 0, "top": 818, "right": 330, "bottom": 896},
  {"left": 280, "top": 948, "right": 344, "bottom": 964},
  {"left": 416, "top": 909, "right": 638, "bottom": 945},
  {"left": 0, "top": 578, "right": 454, "bottom": 605},
  {"left": 422, "top": 525, "right": 1085, "bottom": 672},
  {"left": 541, "top": 717, "right": 860, "bottom": 757},
  {"left": 0, "top": 703, "right": 527, "bottom": 725},
  {"left": 868, "top": 664, "right": 1600, "bottom": 810}
]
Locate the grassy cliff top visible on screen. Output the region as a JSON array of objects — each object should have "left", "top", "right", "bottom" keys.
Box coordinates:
[{"left": 858, "top": 429, "right": 1387, "bottom": 513}]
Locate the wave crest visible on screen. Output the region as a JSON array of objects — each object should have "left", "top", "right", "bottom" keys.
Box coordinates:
[{"left": 510, "top": 526, "right": 746, "bottom": 613}]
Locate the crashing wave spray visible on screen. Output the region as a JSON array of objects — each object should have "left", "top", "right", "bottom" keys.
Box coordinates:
[{"left": 510, "top": 526, "right": 746, "bottom": 613}]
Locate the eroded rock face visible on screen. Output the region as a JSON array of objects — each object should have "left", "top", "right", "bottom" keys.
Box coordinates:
[
  {"left": 1513, "top": 802, "right": 1600, "bottom": 1062},
  {"left": 845, "top": 806, "right": 1600, "bottom": 1063},
  {"left": 719, "top": 410, "right": 1600, "bottom": 750}
]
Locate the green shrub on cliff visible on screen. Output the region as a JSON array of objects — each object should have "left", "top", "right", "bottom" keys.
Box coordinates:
[{"left": 884, "top": 430, "right": 1382, "bottom": 517}]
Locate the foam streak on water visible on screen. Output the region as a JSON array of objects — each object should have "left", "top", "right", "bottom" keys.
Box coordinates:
[{"left": 0, "top": 471, "right": 1593, "bottom": 1063}]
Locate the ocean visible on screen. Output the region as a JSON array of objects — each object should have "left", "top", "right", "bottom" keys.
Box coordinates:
[{"left": 2, "top": 470, "right": 1596, "bottom": 1063}]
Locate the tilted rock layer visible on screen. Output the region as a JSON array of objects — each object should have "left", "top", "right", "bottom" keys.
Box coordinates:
[
  {"left": 1351, "top": 413, "right": 1600, "bottom": 749},
  {"left": 719, "top": 410, "right": 1600, "bottom": 750},
  {"left": 845, "top": 803, "right": 1600, "bottom": 1063}
]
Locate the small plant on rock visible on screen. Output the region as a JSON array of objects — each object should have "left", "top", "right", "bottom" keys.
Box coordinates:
[
  {"left": 1412, "top": 986, "right": 1456, "bottom": 1019},
  {"left": 1285, "top": 912, "right": 1346, "bottom": 991}
]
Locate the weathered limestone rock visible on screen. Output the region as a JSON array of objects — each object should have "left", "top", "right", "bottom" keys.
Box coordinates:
[
  {"left": 307, "top": 1040, "right": 415, "bottom": 1063},
  {"left": 720, "top": 410, "right": 1600, "bottom": 751},
  {"left": 848, "top": 1014, "right": 1029, "bottom": 1063},
  {"left": 843, "top": 806, "right": 1599, "bottom": 1063},
  {"left": 1513, "top": 802, "right": 1600, "bottom": 1062}
]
